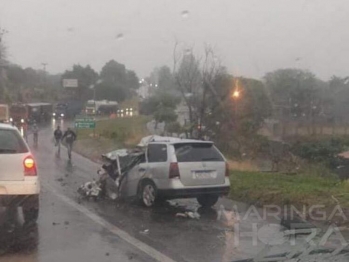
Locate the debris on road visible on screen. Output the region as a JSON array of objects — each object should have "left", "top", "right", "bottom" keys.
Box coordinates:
[
  {"left": 139, "top": 229, "right": 149, "bottom": 235},
  {"left": 176, "top": 211, "right": 200, "bottom": 219},
  {"left": 77, "top": 180, "right": 102, "bottom": 200},
  {"left": 175, "top": 213, "right": 187, "bottom": 218}
]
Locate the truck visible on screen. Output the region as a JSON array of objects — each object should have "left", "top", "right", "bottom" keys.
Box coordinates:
[
  {"left": 53, "top": 100, "right": 84, "bottom": 119},
  {"left": 85, "top": 100, "right": 118, "bottom": 116},
  {"left": 9, "top": 104, "right": 28, "bottom": 126},
  {"left": 0, "top": 104, "right": 9, "bottom": 123}
]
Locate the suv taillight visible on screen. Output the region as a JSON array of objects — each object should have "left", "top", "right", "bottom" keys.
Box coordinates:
[
  {"left": 24, "top": 156, "right": 37, "bottom": 176},
  {"left": 169, "top": 162, "right": 180, "bottom": 179},
  {"left": 225, "top": 162, "right": 230, "bottom": 177}
]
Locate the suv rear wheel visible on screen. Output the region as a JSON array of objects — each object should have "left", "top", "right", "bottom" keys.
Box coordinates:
[
  {"left": 197, "top": 195, "right": 219, "bottom": 208},
  {"left": 139, "top": 181, "right": 157, "bottom": 207}
]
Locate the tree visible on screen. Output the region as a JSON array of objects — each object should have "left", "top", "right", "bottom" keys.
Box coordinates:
[
  {"left": 140, "top": 92, "right": 180, "bottom": 128},
  {"left": 204, "top": 75, "right": 272, "bottom": 155},
  {"left": 173, "top": 49, "right": 202, "bottom": 134},
  {"left": 264, "top": 69, "right": 321, "bottom": 119},
  {"left": 0, "top": 28, "right": 8, "bottom": 102},
  {"left": 62, "top": 64, "right": 98, "bottom": 100},
  {"left": 326, "top": 76, "right": 349, "bottom": 123},
  {"left": 98, "top": 60, "right": 139, "bottom": 102},
  {"left": 157, "top": 66, "right": 176, "bottom": 91}
]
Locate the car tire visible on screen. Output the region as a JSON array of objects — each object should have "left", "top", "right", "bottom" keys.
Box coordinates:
[
  {"left": 139, "top": 181, "right": 157, "bottom": 208},
  {"left": 23, "top": 197, "right": 39, "bottom": 223},
  {"left": 197, "top": 195, "right": 219, "bottom": 208}
]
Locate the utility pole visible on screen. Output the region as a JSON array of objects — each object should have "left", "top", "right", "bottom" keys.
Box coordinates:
[{"left": 41, "top": 63, "right": 48, "bottom": 72}]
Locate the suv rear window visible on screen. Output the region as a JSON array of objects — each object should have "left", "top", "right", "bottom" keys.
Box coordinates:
[
  {"left": 0, "top": 129, "right": 28, "bottom": 154},
  {"left": 174, "top": 143, "right": 224, "bottom": 162}
]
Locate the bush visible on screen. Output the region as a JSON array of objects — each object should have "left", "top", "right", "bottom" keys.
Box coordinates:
[{"left": 291, "top": 138, "right": 347, "bottom": 168}]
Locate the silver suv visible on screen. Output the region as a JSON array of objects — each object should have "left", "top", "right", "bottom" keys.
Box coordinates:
[{"left": 120, "top": 137, "right": 230, "bottom": 207}]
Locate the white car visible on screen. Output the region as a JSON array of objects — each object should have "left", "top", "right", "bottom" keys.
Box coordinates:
[
  {"left": 117, "top": 136, "right": 230, "bottom": 207},
  {"left": 0, "top": 123, "right": 40, "bottom": 223}
]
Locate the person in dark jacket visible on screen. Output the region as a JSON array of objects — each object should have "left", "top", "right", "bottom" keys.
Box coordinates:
[
  {"left": 53, "top": 126, "right": 63, "bottom": 153},
  {"left": 62, "top": 127, "right": 77, "bottom": 160}
]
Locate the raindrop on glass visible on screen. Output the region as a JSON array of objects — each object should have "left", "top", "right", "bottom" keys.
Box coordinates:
[
  {"left": 181, "top": 10, "right": 189, "bottom": 18},
  {"left": 116, "top": 33, "right": 124, "bottom": 40},
  {"left": 185, "top": 48, "right": 192, "bottom": 55}
]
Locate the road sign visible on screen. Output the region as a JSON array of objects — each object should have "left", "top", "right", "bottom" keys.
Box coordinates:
[
  {"left": 74, "top": 114, "right": 95, "bottom": 129},
  {"left": 75, "top": 120, "right": 96, "bottom": 129},
  {"left": 63, "top": 79, "right": 78, "bottom": 88}
]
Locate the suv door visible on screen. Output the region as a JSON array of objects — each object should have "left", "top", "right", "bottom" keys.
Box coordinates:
[{"left": 147, "top": 144, "right": 169, "bottom": 181}]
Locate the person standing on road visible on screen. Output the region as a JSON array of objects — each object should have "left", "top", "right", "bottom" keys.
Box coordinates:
[
  {"left": 53, "top": 125, "right": 63, "bottom": 153},
  {"left": 32, "top": 123, "right": 39, "bottom": 146},
  {"left": 62, "top": 127, "right": 77, "bottom": 160}
]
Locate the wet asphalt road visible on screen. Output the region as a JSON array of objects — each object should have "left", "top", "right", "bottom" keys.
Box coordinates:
[{"left": 0, "top": 122, "right": 346, "bottom": 262}]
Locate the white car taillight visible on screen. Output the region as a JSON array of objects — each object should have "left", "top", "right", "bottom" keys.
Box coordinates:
[
  {"left": 24, "top": 156, "right": 37, "bottom": 176},
  {"left": 169, "top": 162, "right": 180, "bottom": 179}
]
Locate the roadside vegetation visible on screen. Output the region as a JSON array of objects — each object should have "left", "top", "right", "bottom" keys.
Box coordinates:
[
  {"left": 229, "top": 171, "right": 349, "bottom": 208},
  {"left": 74, "top": 116, "right": 150, "bottom": 161}
]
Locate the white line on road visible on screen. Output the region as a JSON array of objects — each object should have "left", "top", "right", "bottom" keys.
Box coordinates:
[{"left": 43, "top": 182, "right": 178, "bottom": 262}]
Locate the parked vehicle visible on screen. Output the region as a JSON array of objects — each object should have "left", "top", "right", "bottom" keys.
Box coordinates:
[
  {"left": 0, "top": 104, "right": 9, "bottom": 123},
  {"left": 94, "top": 136, "right": 230, "bottom": 207},
  {"left": 0, "top": 123, "right": 40, "bottom": 223}
]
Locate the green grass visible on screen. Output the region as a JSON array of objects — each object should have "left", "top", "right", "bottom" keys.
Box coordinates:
[
  {"left": 229, "top": 171, "right": 349, "bottom": 208},
  {"left": 76, "top": 116, "right": 151, "bottom": 147},
  {"left": 73, "top": 116, "right": 151, "bottom": 161}
]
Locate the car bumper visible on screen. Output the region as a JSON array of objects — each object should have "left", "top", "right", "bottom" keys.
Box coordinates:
[
  {"left": 0, "top": 179, "right": 40, "bottom": 195},
  {"left": 157, "top": 186, "right": 230, "bottom": 199}
]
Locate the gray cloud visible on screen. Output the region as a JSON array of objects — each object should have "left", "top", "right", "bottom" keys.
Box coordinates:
[{"left": 0, "top": 0, "right": 348, "bottom": 80}]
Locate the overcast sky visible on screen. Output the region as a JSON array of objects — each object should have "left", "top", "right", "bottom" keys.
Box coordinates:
[{"left": 0, "top": 0, "right": 348, "bottom": 80}]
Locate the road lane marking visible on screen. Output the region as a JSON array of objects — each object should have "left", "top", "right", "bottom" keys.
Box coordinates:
[{"left": 43, "top": 182, "right": 178, "bottom": 262}]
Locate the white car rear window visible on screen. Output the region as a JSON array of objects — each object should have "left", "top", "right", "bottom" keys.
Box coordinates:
[
  {"left": 0, "top": 129, "right": 28, "bottom": 154},
  {"left": 174, "top": 143, "right": 224, "bottom": 162}
]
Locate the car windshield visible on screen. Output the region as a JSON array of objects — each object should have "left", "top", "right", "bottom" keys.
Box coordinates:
[
  {"left": 174, "top": 143, "right": 224, "bottom": 162},
  {"left": 0, "top": 129, "right": 28, "bottom": 153}
]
